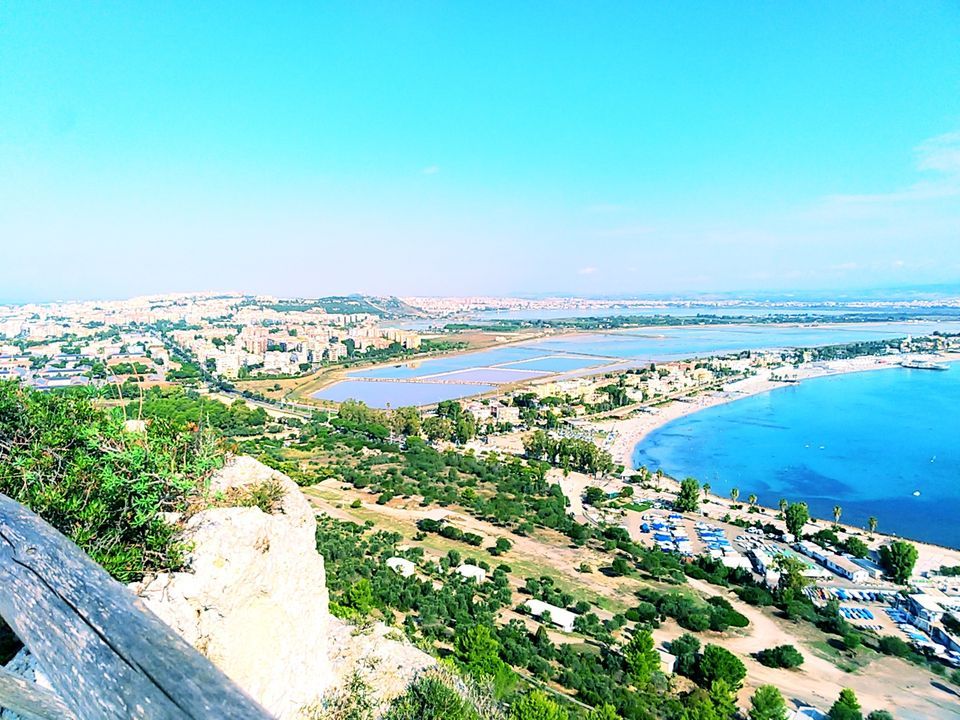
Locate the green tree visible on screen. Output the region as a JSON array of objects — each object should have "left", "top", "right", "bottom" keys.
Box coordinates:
[
  {"left": 779, "top": 498, "right": 788, "bottom": 515},
  {"left": 748, "top": 493, "right": 758, "bottom": 507},
  {"left": 749, "top": 685, "right": 788, "bottom": 720},
  {"left": 784, "top": 502, "right": 810, "bottom": 539},
  {"left": 730, "top": 488, "right": 739, "bottom": 504},
  {"left": 833, "top": 505, "right": 843, "bottom": 525},
  {"left": 454, "top": 412, "right": 478, "bottom": 444},
  {"left": 423, "top": 415, "right": 454, "bottom": 441},
  {"left": 828, "top": 688, "right": 862, "bottom": 720},
  {"left": 490, "top": 537, "right": 513, "bottom": 556},
  {"left": 842, "top": 537, "right": 869, "bottom": 559},
  {"left": 584, "top": 486, "right": 606, "bottom": 506},
  {"left": 676, "top": 477, "right": 701, "bottom": 512},
  {"left": 388, "top": 406, "right": 421, "bottom": 436},
  {"left": 755, "top": 645, "right": 804, "bottom": 669},
  {"left": 344, "top": 578, "right": 374, "bottom": 614},
  {"left": 610, "top": 556, "right": 631, "bottom": 576},
  {"left": 709, "top": 679, "right": 737, "bottom": 719},
  {"left": 509, "top": 690, "right": 568, "bottom": 720},
  {"left": 669, "top": 633, "right": 701, "bottom": 678},
  {"left": 697, "top": 644, "right": 746, "bottom": 690},
  {"left": 868, "top": 516, "right": 878, "bottom": 535},
  {"left": 879, "top": 541, "right": 918, "bottom": 584},
  {"left": 623, "top": 629, "right": 660, "bottom": 687},
  {"left": 773, "top": 553, "right": 812, "bottom": 593},
  {"left": 865, "top": 712, "right": 893, "bottom": 720},
  {"left": 455, "top": 624, "right": 501, "bottom": 677},
  {"left": 586, "top": 705, "right": 619, "bottom": 720}
]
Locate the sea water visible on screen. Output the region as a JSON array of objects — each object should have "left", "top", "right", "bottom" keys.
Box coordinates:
[{"left": 633, "top": 363, "right": 960, "bottom": 548}]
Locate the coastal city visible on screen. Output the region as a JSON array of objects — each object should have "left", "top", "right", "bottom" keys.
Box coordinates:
[
  {"left": 4, "top": 4, "right": 960, "bottom": 720},
  {"left": 3, "top": 290, "right": 960, "bottom": 718}
]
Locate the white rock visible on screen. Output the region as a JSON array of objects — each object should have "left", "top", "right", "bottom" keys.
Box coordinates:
[{"left": 133, "top": 456, "right": 330, "bottom": 719}]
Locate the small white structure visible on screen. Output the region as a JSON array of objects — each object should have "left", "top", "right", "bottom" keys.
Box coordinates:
[
  {"left": 524, "top": 599, "right": 578, "bottom": 633},
  {"left": 456, "top": 564, "right": 487, "bottom": 583},
  {"left": 657, "top": 648, "right": 677, "bottom": 675},
  {"left": 386, "top": 557, "right": 416, "bottom": 578}
]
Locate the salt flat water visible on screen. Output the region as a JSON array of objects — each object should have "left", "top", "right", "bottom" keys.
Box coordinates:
[
  {"left": 633, "top": 363, "right": 960, "bottom": 548},
  {"left": 526, "top": 321, "right": 960, "bottom": 361},
  {"left": 317, "top": 320, "right": 960, "bottom": 408}
]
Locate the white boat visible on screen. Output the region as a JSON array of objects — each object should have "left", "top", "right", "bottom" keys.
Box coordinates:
[{"left": 900, "top": 359, "right": 949, "bottom": 371}]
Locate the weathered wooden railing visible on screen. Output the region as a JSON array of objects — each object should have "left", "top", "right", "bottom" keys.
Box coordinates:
[{"left": 0, "top": 493, "right": 275, "bottom": 719}]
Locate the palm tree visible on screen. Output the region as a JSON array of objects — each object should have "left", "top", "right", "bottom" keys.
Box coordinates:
[
  {"left": 748, "top": 493, "right": 758, "bottom": 507},
  {"left": 638, "top": 465, "right": 649, "bottom": 486},
  {"left": 779, "top": 498, "right": 788, "bottom": 515},
  {"left": 833, "top": 505, "right": 842, "bottom": 525},
  {"left": 868, "top": 516, "right": 878, "bottom": 535},
  {"left": 702, "top": 482, "right": 711, "bottom": 501},
  {"left": 730, "top": 488, "right": 740, "bottom": 504}
]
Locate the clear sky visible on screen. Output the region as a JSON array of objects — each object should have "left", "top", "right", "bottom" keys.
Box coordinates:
[{"left": 2, "top": 2, "right": 959, "bottom": 302}]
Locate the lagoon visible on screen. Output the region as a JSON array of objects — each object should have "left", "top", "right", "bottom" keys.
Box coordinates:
[
  {"left": 633, "top": 363, "right": 960, "bottom": 548},
  {"left": 319, "top": 320, "right": 960, "bottom": 410}
]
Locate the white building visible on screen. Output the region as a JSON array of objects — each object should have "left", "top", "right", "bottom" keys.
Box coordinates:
[
  {"left": 456, "top": 564, "right": 487, "bottom": 583},
  {"left": 386, "top": 557, "right": 416, "bottom": 578},
  {"left": 524, "top": 599, "right": 578, "bottom": 633},
  {"left": 797, "top": 541, "right": 872, "bottom": 584}
]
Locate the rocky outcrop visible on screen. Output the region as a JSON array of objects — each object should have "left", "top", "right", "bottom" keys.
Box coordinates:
[
  {"left": 133, "top": 456, "right": 331, "bottom": 718},
  {"left": 3, "top": 455, "right": 434, "bottom": 719}
]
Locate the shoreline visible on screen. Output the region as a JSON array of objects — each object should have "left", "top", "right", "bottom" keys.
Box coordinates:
[
  {"left": 588, "top": 351, "right": 960, "bottom": 566},
  {"left": 596, "top": 351, "right": 960, "bottom": 472}
]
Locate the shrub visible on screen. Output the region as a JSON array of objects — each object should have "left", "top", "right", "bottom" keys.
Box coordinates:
[
  {"left": 226, "top": 478, "right": 286, "bottom": 514},
  {"left": 0, "top": 381, "right": 222, "bottom": 582},
  {"left": 736, "top": 585, "right": 774, "bottom": 607},
  {"left": 384, "top": 668, "right": 486, "bottom": 720},
  {"left": 625, "top": 601, "right": 659, "bottom": 625},
  {"left": 877, "top": 635, "right": 912, "bottom": 658},
  {"left": 842, "top": 633, "right": 861, "bottom": 651},
  {"left": 610, "top": 556, "right": 632, "bottom": 576},
  {"left": 756, "top": 645, "right": 804, "bottom": 669}
]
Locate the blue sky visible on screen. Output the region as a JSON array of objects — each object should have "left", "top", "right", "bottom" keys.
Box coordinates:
[{"left": 1, "top": 2, "right": 959, "bottom": 302}]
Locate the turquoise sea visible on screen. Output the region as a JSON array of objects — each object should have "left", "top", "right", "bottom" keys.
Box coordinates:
[{"left": 633, "top": 363, "right": 960, "bottom": 548}]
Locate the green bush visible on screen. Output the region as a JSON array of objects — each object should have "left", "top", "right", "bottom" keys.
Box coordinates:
[
  {"left": 0, "top": 381, "right": 222, "bottom": 581},
  {"left": 756, "top": 645, "right": 804, "bottom": 669},
  {"left": 877, "top": 635, "right": 913, "bottom": 658},
  {"left": 384, "top": 669, "right": 484, "bottom": 720}
]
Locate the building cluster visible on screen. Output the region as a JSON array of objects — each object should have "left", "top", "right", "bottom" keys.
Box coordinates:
[
  {"left": 0, "top": 329, "right": 169, "bottom": 391},
  {"left": 0, "top": 293, "right": 423, "bottom": 384},
  {"left": 899, "top": 580, "right": 960, "bottom": 664},
  {"left": 533, "top": 356, "right": 757, "bottom": 409}
]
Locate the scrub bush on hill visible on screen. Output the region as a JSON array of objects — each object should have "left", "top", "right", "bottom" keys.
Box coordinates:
[
  {"left": 756, "top": 645, "right": 804, "bottom": 669},
  {"left": 0, "top": 381, "right": 222, "bottom": 582}
]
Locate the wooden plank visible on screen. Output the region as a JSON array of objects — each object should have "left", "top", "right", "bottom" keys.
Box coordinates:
[
  {"left": 0, "top": 493, "right": 275, "bottom": 720},
  {"left": 0, "top": 664, "right": 77, "bottom": 720}
]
